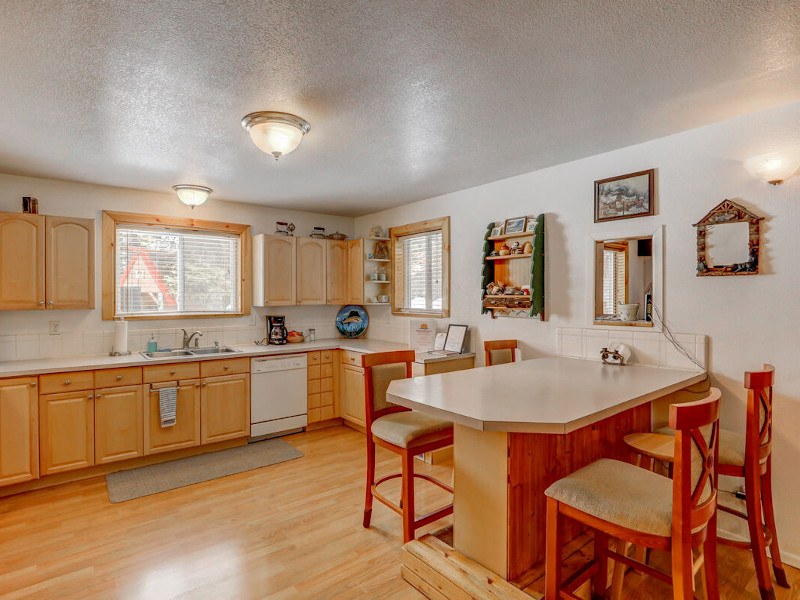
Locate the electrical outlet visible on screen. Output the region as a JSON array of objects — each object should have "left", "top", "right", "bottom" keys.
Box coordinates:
[{"left": 49, "top": 321, "right": 61, "bottom": 335}]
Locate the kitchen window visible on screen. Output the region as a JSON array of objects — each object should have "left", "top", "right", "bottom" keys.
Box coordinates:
[
  {"left": 390, "top": 217, "right": 450, "bottom": 317},
  {"left": 102, "top": 211, "right": 251, "bottom": 320},
  {"left": 602, "top": 241, "right": 628, "bottom": 314}
]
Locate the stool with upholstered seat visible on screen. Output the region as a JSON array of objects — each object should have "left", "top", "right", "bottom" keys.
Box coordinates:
[
  {"left": 361, "top": 350, "right": 454, "bottom": 543},
  {"left": 621, "top": 365, "right": 789, "bottom": 600},
  {"left": 484, "top": 339, "right": 518, "bottom": 366},
  {"left": 545, "top": 388, "right": 722, "bottom": 600}
]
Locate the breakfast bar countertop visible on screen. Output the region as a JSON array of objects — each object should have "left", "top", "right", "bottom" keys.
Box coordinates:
[{"left": 387, "top": 356, "right": 706, "bottom": 434}]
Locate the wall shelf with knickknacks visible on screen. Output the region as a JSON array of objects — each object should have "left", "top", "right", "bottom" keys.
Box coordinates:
[
  {"left": 481, "top": 215, "right": 545, "bottom": 319},
  {"left": 363, "top": 233, "right": 392, "bottom": 305}
]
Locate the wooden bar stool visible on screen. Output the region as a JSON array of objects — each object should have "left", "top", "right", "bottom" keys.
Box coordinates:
[
  {"left": 484, "top": 339, "right": 518, "bottom": 366},
  {"left": 545, "top": 388, "right": 722, "bottom": 600},
  {"left": 361, "top": 350, "right": 454, "bottom": 543},
  {"left": 623, "top": 365, "right": 789, "bottom": 600}
]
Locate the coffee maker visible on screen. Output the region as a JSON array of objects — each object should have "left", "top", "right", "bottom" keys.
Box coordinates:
[{"left": 267, "top": 316, "right": 288, "bottom": 345}]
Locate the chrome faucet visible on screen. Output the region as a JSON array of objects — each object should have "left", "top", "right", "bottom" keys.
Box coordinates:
[{"left": 182, "top": 329, "right": 204, "bottom": 348}]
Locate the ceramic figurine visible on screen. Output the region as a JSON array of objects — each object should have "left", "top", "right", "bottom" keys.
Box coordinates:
[
  {"left": 499, "top": 244, "right": 510, "bottom": 256},
  {"left": 510, "top": 241, "right": 522, "bottom": 254},
  {"left": 523, "top": 241, "right": 533, "bottom": 254}
]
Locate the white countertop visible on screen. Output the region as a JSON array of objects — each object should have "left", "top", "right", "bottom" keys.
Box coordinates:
[
  {"left": 0, "top": 338, "right": 473, "bottom": 378},
  {"left": 386, "top": 357, "right": 706, "bottom": 434}
]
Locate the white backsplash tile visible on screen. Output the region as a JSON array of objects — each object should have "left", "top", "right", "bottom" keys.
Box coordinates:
[
  {"left": 0, "top": 336, "right": 15, "bottom": 361},
  {"left": 15, "top": 335, "right": 39, "bottom": 360}
]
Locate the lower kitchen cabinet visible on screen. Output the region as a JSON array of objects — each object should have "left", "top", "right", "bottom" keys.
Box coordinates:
[
  {"left": 145, "top": 380, "right": 201, "bottom": 455},
  {"left": 341, "top": 363, "right": 366, "bottom": 430},
  {"left": 201, "top": 373, "right": 250, "bottom": 444},
  {"left": 39, "top": 390, "right": 95, "bottom": 475},
  {"left": 94, "top": 384, "right": 144, "bottom": 464},
  {"left": 0, "top": 377, "right": 39, "bottom": 487}
]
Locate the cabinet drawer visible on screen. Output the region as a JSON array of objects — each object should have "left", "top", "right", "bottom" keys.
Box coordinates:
[
  {"left": 308, "top": 364, "right": 321, "bottom": 380},
  {"left": 308, "top": 379, "right": 321, "bottom": 395},
  {"left": 144, "top": 362, "right": 200, "bottom": 383},
  {"left": 39, "top": 370, "right": 94, "bottom": 394},
  {"left": 321, "top": 363, "right": 333, "bottom": 378},
  {"left": 343, "top": 350, "right": 364, "bottom": 367},
  {"left": 308, "top": 351, "right": 321, "bottom": 365},
  {"left": 321, "top": 390, "right": 334, "bottom": 407},
  {"left": 320, "top": 377, "right": 333, "bottom": 393},
  {"left": 321, "top": 350, "right": 334, "bottom": 364},
  {"left": 94, "top": 367, "right": 142, "bottom": 389},
  {"left": 308, "top": 393, "right": 321, "bottom": 409},
  {"left": 200, "top": 357, "right": 249, "bottom": 378}
]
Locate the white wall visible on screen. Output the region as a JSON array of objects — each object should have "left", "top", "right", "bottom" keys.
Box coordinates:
[
  {"left": 357, "top": 100, "right": 800, "bottom": 563},
  {"left": 0, "top": 173, "right": 353, "bottom": 357}
]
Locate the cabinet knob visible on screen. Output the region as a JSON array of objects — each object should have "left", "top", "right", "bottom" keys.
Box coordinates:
[
  {"left": 224, "top": 365, "right": 229, "bottom": 370},
  {"left": 202, "top": 382, "right": 207, "bottom": 387},
  {"left": 64, "top": 379, "right": 71, "bottom": 385},
  {"left": 116, "top": 375, "right": 123, "bottom": 380},
  {"left": 95, "top": 394, "right": 102, "bottom": 398},
  {"left": 88, "top": 394, "right": 94, "bottom": 399},
  {"left": 30, "top": 381, "right": 37, "bottom": 387},
  {"left": 47, "top": 300, "right": 53, "bottom": 305},
  {"left": 196, "top": 383, "right": 201, "bottom": 387},
  {"left": 170, "top": 370, "right": 176, "bottom": 375},
  {"left": 38, "top": 301, "right": 44, "bottom": 306}
]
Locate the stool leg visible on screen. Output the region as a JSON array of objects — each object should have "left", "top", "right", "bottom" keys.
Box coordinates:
[
  {"left": 593, "top": 530, "right": 609, "bottom": 600},
  {"left": 545, "top": 498, "right": 563, "bottom": 600},
  {"left": 761, "top": 460, "right": 789, "bottom": 588},
  {"left": 703, "top": 512, "right": 720, "bottom": 600},
  {"left": 671, "top": 531, "right": 694, "bottom": 600},
  {"left": 363, "top": 435, "right": 375, "bottom": 528},
  {"left": 401, "top": 449, "right": 416, "bottom": 543},
  {"left": 745, "top": 460, "right": 774, "bottom": 600},
  {"left": 609, "top": 539, "right": 627, "bottom": 600}
]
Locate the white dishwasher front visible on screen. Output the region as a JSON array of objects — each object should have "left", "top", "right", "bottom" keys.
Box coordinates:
[{"left": 250, "top": 354, "right": 308, "bottom": 440}]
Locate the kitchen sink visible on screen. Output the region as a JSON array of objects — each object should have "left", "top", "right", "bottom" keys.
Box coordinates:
[
  {"left": 140, "top": 347, "right": 242, "bottom": 360},
  {"left": 189, "top": 347, "right": 241, "bottom": 355},
  {"left": 141, "top": 349, "right": 195, "bottom": 359}
]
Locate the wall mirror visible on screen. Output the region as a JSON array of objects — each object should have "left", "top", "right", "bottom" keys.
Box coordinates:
[
  {"left": 593, "top": 235, "right": 654, "bottom": 326},
  {"left": 694, "top": 199, "right": 762, "bottom": 276}
]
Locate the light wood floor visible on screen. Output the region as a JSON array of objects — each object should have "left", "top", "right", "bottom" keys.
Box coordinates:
[{"left": 0, "top": 426, "right": 797, "bottom": 599}]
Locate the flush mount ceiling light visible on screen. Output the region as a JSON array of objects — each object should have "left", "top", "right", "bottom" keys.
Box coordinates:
[
  {"left": 241, "top": 111, "right": 310, "bottom": 160},
  {"left": 744, "top": 148, "right": 800, "bottom": 185},
  {"left": 172, "top": 184, "right": 212, "bottom": 208}
]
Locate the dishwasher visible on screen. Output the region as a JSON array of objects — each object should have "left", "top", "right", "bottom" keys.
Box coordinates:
[{"left": 250, "top": 354, "right": 308, "bottom": 440}]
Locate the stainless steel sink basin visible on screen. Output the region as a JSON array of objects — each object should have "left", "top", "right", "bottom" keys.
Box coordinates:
[
  {"left": 141, "top": 349, "right": 195, "bottom": 359},
  {"left": 189, "top": 347, "right": 241, "bottom": 355},
  {"left": 140, "top": 347, "right": 241, "bottom": 360}
]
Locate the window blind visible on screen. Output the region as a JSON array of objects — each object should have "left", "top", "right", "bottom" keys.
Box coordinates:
[
  {"left": 602, "top": 249, "right": 626, "bottom": 314},
  {"left": 400, "top": 230, "right": 442, "bottom": 313},
  {"left": 115, "top": 224, "right": 240, "bottom": 317}
]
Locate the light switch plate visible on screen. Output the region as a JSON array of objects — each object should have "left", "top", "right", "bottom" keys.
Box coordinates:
[{"left": 49, "top": 321, "right": 61, "bottom": 335}]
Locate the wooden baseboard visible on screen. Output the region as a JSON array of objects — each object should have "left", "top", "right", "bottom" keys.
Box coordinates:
[
  {"left": 418, "top": 445, "right": 453, "bottom": 465},
  {"left": 306, "top": 418, "right": 344, "bottom": 431},
  {"left": 0, "top": 438, "right": 247, "bottom": 498},
  {"left": 402, "top": 534, "right": 536, "bottom": 599},
  {"left": 342, "top": 418, "right": 366, "bottom": 434}
]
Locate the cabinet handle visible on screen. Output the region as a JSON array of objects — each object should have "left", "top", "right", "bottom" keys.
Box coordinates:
[
  {"left": 95, "top": 394, "right": 102, "bottom": 398},
  {"left": 30, "top": 381, "right": 37, "bottom": 387},
  {"left": 65, "top": 379, "right": 71, "bottom": 385},
  {"left": 88, "top": 394, "right": 94, "bottom": 399},
  {"left": 202, "top": 382, "right": 207, "bottom": 387},
  {"left": 224, "top": 365, "right": 229, "bottom": 370},
  {"left": 47, "top": 300, "right": 53, "bottom": 305},
  {"left": 170, "top": 370, "right": 176, "bottom": 375},
  {"left": 196, "top": 383, "right": 201, "bottom": 387},
  {"left": 38, "top": 301, "right": 44, "bottom": 306},
  {"left": 116, "top": 375, "right": 123, "bottom": 380}
]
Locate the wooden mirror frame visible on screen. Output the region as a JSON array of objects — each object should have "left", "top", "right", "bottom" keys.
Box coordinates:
[{"left": 693, "top": 200, "right": 763, "bottom": 277}]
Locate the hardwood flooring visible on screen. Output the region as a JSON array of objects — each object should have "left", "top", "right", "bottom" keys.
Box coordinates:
[{"left": 0, "top": 426, "right": 797, "bottom": 599}]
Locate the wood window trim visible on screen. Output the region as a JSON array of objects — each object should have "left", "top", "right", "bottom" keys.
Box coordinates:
[
  {"left": 389, "top": 216, "right": 450, "bottom": 318},
  {"left": 102, "top": 211, "right": 251, "bottom": 321}
]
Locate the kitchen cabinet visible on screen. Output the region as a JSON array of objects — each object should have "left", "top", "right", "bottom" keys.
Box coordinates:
[
  {"left": 0, "top": 213, "right": 45, "bottom": 310},
  {"left": 326, "top": 239, "right": 348, "bottom": 305},
  {"left": 201, "top": 373, "right": 250, "bottom": 444},
  {"left": 346, "top": 239, "right": 365, "bottom": 305},
  {"left": 0, "top": 377, "right": 39, "bottom": 487},
  {"left": 39, "top": 389, "right": 95, "bottom": 475},
  {"left": 307, "top": 350, "right": 338, "bottom": 424},
  {"left": 94, "top": 384, "right": 143, "bottom": 464},
  {"left": 253, "top": 233, "right": 296, "bottom": 306},
  {"left": 341, "top": 362, "right": 366, "bottom": 430},
  {"left": 0, "top": 212, "right": 94, "bottom": 311},
  {"left": 296, "top": 237, "right": 327, "bottom": 305},
  {"left": 145, "top": 380, "right": 201, "bottom": 454}
]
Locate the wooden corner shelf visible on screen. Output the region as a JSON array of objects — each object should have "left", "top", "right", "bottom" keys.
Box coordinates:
[
  {"left": 485, "top": 253, "right": 532, "bottom": 261},
  {"left": 487, "top": 231, "right": 534, "bottom": 242}
]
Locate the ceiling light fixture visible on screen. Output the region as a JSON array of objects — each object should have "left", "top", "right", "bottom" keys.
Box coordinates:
[
  {"left": 241, "top": 111, "right": 310, "bottom": 160},
  {"left": 744, "top": 149, "right": 800, "bottom": 185},
  {"left": 172, "top": 184, "right": 212, "bottom": 208}
]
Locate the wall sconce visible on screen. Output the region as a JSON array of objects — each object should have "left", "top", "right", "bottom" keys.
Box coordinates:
[
  {"left": 744, "top": 149, "right": 800, "bottom": 185},
  {"left": 172, "top": 184, "right": 212, "bottom": 208}
]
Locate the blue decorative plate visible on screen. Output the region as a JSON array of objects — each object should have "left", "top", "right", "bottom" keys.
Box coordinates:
[{"left": 336, "top": 305, "right": 369, "bottom": 338}]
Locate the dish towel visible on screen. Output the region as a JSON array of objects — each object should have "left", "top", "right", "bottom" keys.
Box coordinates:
[{"left": 158, "top": 387, "right": 177, "bottom": 428}]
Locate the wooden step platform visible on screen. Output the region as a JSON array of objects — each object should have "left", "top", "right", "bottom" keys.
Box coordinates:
[{"left": 402, "top": 534, "right": 540, "bottom": 600}]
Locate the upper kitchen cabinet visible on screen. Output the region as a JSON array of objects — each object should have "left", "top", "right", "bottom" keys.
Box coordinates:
[
  {"left": 346, "top": 239, "right": 365, "bottom": 305},
  {"left": 0, "top": 212, "right": 94, "bottom": 311},
  {"left": 0, "top": 213, "right": 45, "bottom": 310},
  {"left": 326, "top": 239, "right": 348, "bottom": 305},
  {"left": 253, "top": 233, "right": 297, "bottom": 306},
  {"left": 296, "top": 237, "right": 327, "bottom": 305},
  {"left": 45, "top": 216, "right": 95, "bottom": 309}
]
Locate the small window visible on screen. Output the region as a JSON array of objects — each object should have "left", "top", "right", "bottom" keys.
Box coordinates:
[
  {"left": 103, "top": 212, "right": 250, "bottom": 320},
  {"left": 602, "top": 242, "right": 628, "bottom": 314},
  {"left": 390, "top": 217, "right": 450, "bottom": 317}
]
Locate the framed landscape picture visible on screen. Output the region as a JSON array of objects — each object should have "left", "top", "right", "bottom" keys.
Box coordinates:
[
  {"left": 594, "top": 169, "right": 655, "bottom": 223},
  {"left": 504, "top": 216, "right": 526, "bottom": 234}
]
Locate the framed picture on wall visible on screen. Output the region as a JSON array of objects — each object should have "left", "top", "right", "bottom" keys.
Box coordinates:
[
  {"left": 594, "top": 169, "right": 655, "bottom": 223},
  {"left": 504, "top": 217, "right": 526, "bottom": 235}
]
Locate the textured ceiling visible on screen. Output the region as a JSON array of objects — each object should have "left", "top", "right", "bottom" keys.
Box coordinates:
[{"left": 0, "top": 1, "right": 799, "bottom": 216}]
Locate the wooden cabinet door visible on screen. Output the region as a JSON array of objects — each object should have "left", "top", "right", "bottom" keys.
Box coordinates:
[
  {"left": 145, "top": 380, "right": 201, "bottom": 454},
  {"left": 201, "top": 373, "right": 250, "bottom": 444},
  {"left": 0, "top": 213, "right": 45, "bottom": 310},
  {"left": 341, "top": 364, "right": 366, "bottom": 427},
  {"left": 39, "top": 390, "right": 94, "bottom": 475},
  {"left": 296, "top": 237, "right": 327, "bottom": 305},
  {"left": 326, "top": 239, "right": 348, "bottom": 305},
  {"left": 346, "top": 239, "right": 364, "bottom": 305},
  {"left": 257, "top": 234, "right": 296, "bottom": 306},
  {"left": 0, "top": 377, "right": 39, "bottom": 487},
  {"left": 45, "top": 216, "right": 95, "bottom": 309},
  {"left": 94, "top": 384, "right": 143, "bottom": 464}
]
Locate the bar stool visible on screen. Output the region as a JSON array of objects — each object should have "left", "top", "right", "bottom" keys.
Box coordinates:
[
  {"left": 484, "top": 339, "right": 518, "bottom": 366},
  {"left": 361, "top": 350, "right": 454, "bottom": 543},
  {"left": 622, "top": 365, "right": 789, "bottom": 600},
  {"left": 545, "top": 389, "right": 722, "bottom": 600}
]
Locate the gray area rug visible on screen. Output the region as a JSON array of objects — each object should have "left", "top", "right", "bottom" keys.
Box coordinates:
[{"left": 106, "top": 438, "right": 303, "bottom": 503}]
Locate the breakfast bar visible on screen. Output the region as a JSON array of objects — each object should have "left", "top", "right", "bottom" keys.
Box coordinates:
[{"left": 386, "top": 357, "right": 706, "bottom": 584}]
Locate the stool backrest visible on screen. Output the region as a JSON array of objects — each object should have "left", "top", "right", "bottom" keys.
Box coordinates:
[
  {"left": 362, "top": 350, "right": 415, "bottom": 430},
  {"left": 669, "top": 387, "right": 721, "bottom": 540},
  {"left": 744, "top": 364, "right": 775, "bottom": 465},
  {"left": 484, "top": 340, "right": 518, "bottom": 366}
]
